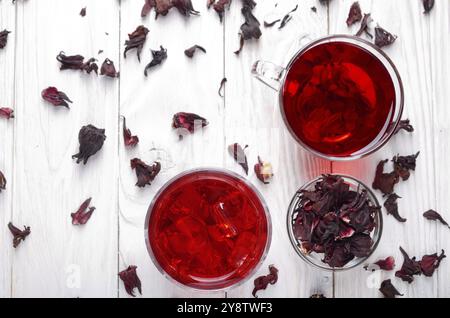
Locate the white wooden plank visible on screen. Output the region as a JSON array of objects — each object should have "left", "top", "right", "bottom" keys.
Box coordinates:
[
  {"left": 0, "top": 0, "right": 15, "bottom": 298},
  {"left": 431, "top": 0, "right": 450, "bottom": 298},
  {"left": 118, "top": 0, "right": 226, "bottom": 297},
  {"left": 12, "top": 0, "right": 119, "bottom": 297},
  {"left": 329, "top": 0, "right": 438, "bottom": 298},
  {"left": 224, "top": 0, "right": 333, "bottom": 298}
]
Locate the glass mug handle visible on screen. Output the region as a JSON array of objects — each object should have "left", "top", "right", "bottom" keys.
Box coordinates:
[{"left": 251, "top": 34, "right": 313, "bottom": 91}]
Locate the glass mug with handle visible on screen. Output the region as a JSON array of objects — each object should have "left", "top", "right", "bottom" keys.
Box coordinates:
[{"left": 252, "top": 35, "right": 404, "bottom": 161}]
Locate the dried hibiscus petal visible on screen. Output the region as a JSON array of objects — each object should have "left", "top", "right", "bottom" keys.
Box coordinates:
[
  {"left": 172, "top": 112, "right": 209, "bottom": 139},
  {"left": 228, "top": 143, "right": 249, "bottom": 175},
  {"left": 395, "top": 246, "right": 421, "bottom": 283},
  {"left": 184, "top": 45, "right": 206, "bottom": 58},
  {"left": 41, "top": 87, "right": 73, "bottom": 108},
  {"left": 208, "top": 0, "right": 231, "bottom": 22},
  {"left": 142, "top": 0, "right": 199, "bottom": 18},
  {"left": 364, "top": 256, "right": 395, "bottom": 271},
  {"left": 379, "top": 279, "right": 403, "bottom": 298},
  {"left": 56, "top": 52, "right": 98, "bottom": 74},
  {"left": 423, "top": 0, "right": 435, "bottom": 14},
  {"left": 119, "top": 266, "right": 142, "bottom": 297},
  {"left": 372, "top": 159, "right": 399, "bottom": 195},
  {"left": 71, "top": 198, "right": 95, "bottom": 225},
  {"left": 384, "top": 193, "right": 406, "bottom": 223},
  {"left": 144, "top": 46, "right": 167, "bottom": 76},
  {"left": 346, "top": 2, "right": 362, "bottom": 27},
  {"left": 254, "top": 156, "right": 273, "bottom": 184},
  {"left": 8, "top": 222, "right": 31, "bottom": 248},
  {"left": 235, "top": 0, "right": 261, "bottom": 55},
  {"left": 420, "top": 250, "right": 446, "bottom": 277},
  {"left": 394, "top": 119, "right": 414, "bottom": 135},
  {"left": 355, "top": 13, "right": 373, "bottom": 38},
  {"left": 100, "top": 58, "right": 120, "bottom": 78},
  {"left": 374, "top": 26, "right": 397, "bottom": 48},
  {"left": 423, "top": 210, "right": 450, "bottom": 228},
  {"left": 124, "top": 25, "right": 149, "bottom": 62},
  {"left": 130, "top": 158, "right": 161, "bottom": 188},
  {"left": 80, "top": 7, "right": 86, "bottom": 17},
  {"left": 0, "top": 29, "right": 11, "bottom": 49},
  {"left": 392, "top": 152, "right": 419, "bottom": 181},
  {"left": 0, "top": 107, "right": 14, "bottom": 119},
  {"left": 122, "top": 117, "right": 139, "bottom": 147},
  {"left": 310, "top": 294, "right": 326, "bottom": 298},
  {"left": 252, "top": 265, "right": 278, "bottom": 298},
  {"left": 72, "top": 125, "right": 106, "bottom": 165},
  {"left": 0, "top": 170, "right": 6, "bottom": 192},
  {"left": 279, "top": 5, "right": 298, "bottom": 29},
  {"left": 218, "top": 77, "right": 227, "bottom": 97}
]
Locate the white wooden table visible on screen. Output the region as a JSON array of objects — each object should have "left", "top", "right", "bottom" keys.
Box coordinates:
[{"left": 0, "top": 0, "right": 449, "bottom": 298}]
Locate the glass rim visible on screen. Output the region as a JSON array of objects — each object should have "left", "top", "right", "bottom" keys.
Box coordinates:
[
  {"left": 286, "top": 174, "right": 383, "bottom": 272},
  {"left": 278, "top": 34, "right": 405, "bottom": 162},
  {"left": 144, "top": 167, "right": 272, "bottom": 292}
]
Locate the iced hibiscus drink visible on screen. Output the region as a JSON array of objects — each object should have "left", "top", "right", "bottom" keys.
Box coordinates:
[{"left": 146, "top": 169, "right": 270, "bottom": 290}]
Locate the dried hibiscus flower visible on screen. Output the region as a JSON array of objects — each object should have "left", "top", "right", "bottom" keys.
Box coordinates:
[
  {"left": 394, "top": 119, "right": 414, "bottom": 135},
  {"left": 254, "top": 156, "right": 273, "bottom": 184},
  {"left": 346, "top": 2, "right": 362, "bottom": 27},
  {"left": 374, "top": 26, "right": 397, "bottom": 48},
  {"left": 0, "top": 170, "right": 6, "bottom": 192},
  {"left": 0, "top": 107, "right": 14, "bottom": 119},
  {"left": 364, "top": 256, "right": 395, "bottom": 271},
  {"left": 423, "top": 210, "right": 450, "bottom": 228},
  {"left": 393, "top": 152, "right": 420, "bottom": 181},
  {"left": 130, "top": 158, "right": 161, "bottom": 188},
  {"left": 71, "top": 198, "right": 95, "bottom": 225},
  {"left": 144, "top": 46, "right": 167, "bottom": 76},
  {"left": 119, "top": 266, "right": 142, "bottom": 297},
  {"left": 423, "top": 0, "right": 435, "bottom": 14},
  {"left": 252, "top": 265, "right": 278, "bottom": 298},
  {"left": 122, "top": 116, "right": 139, "bottom": 147},
  {"left": 72, "top": 125, "right": 106, "bottom": 165},
  {"left": 372, "top": 159, "right": 399, "bottom": 195},
  {"left": 184, "top": 45, "right": 206, "bottom": 58},
  {"left": 8, "top": 222, "right": 31, "bottom": 248},
  {"left": 379, "top": 279, "right": 403, "bottom": 298},
  {"left": 124, "top": 25, "right": 149, "bottom": 62},
  {"left": 41, "top": 87, "right": 73, "bottom": 108},
  {"left": 355, "top": 13, "right": 373, "bottom": 38},
  {"left": 56, "top": 52, "right": 98, "bottom": 74},
  {"left": 0, "top": 29, "right": 10, "bottom": 49},
  {"left": 208, "top": 0, "right": 231, "bottom": 22},
  {"left": 172, "top": 112, "right": 209, "bottom": 139},
  {"left": 384, "top": 193, "right": 406, "bottom": 223},
  {"left": 228, "top": 143, "right": 249, "bottom": 175},
  {"left": 395, "top": 246, "right": 422, "bottom": 283},
  {"left": 420, "top": 250, "right": 446, "bottom": 277},
  {"left": 292, "top": 175, "right": 379, "bottom": 268},
  {"left": 100, "top": 58, "right": 119, "bottom": 78},
  {"left": 235, "top": 0, "right": 261, "bottom": 55},
  {"left": 141, "top": 0, "right": 199, "bottom": 18}
]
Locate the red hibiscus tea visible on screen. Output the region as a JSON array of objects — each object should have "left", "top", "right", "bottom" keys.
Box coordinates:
[
  {"left": 146, "top": 169, "right": 270, "bottom": 290},
  {"left": 282, "top": 41, "right": 396, "bottom": 158}
]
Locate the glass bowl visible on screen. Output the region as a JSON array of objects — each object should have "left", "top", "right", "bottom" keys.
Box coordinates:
[
  {"left": 144, "top": 168, "right": 272, "bottom": 291},
  {"left": 286, "top": 175, "right": 382, "bottom": 271}
]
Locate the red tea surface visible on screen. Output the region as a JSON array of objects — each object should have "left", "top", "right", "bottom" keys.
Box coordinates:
[
  {"left": 148, "top": 170, "right": 268, "bottom": 289},
  {"left": 282, "top": 41, "right": 396, "bottom": 157}
]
